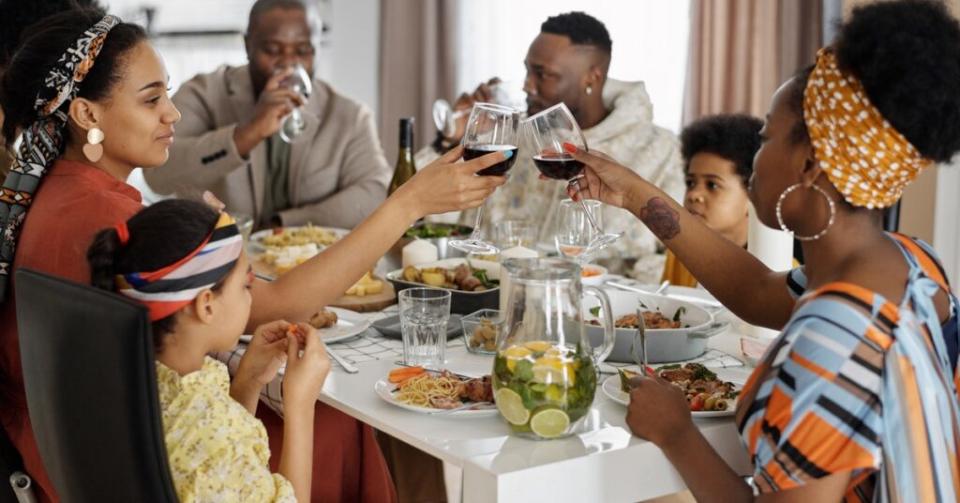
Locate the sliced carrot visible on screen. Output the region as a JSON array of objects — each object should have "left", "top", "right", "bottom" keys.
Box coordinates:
[{"left": 388, "top": 366, "right": 425, "bottom": 383}]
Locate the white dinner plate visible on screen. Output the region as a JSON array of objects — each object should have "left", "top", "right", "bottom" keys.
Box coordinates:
[
  {"left": 247, "top": 226, "right": 350, "bottom": 253},
  {"left": 600, "top": 373, "right": 740, "bottom": 418},
  {"left": 374, "top": 378, "right": 499, "bottom": 417},
  {"left": 238, "top": 307, "right": 370, "bottom": 345}
]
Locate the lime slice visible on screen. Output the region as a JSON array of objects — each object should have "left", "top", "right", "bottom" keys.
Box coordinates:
[
  {"left": 495, "top": 388, "right": 531, "bottom": 426},
  {"left": 530, "top": 408, "right": 570, "bottom": 439}
]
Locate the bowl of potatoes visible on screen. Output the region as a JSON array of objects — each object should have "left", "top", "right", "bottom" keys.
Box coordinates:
[{"left": 386, "top": 258, "right": 499, "bottom": 315}]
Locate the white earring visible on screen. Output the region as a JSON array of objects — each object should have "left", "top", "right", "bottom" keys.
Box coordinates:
[
  {"left": 585, "top": 86, "right": 593, "bottom": 95},
  {"left": 776, "top": 183, "right": 836, "bottom": 241},
  {"left": 83, "top": 127, "right": 104, "bottom": 163}
]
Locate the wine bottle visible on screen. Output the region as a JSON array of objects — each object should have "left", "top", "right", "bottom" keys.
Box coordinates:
[{"left": 388, "top": 117, "right": 416, "bottom": 195}]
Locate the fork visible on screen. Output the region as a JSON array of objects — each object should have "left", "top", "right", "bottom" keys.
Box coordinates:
[{"left": 430, "top": 401, "right": 495, "bottom": 415}]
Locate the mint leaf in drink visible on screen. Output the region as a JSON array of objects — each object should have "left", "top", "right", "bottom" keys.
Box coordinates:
[{"left": 514, "top": 359, "right": 534, "bottom": 382}]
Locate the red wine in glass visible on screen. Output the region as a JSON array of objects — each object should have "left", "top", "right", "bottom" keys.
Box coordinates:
[
  {"left": 463, "top": 144, "right": 519, "bottom": 176},
  {"left": 532, "top": 154, "right": 584, "bottom": 180}
]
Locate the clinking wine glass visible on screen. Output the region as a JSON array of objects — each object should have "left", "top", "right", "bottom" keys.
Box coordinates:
[
  {"left": 523, "top": 102, "right": 621, "bottom": 255},
  {"left": 448, "top": 102, "right": 521, "bottom": 255},
  {"left": 278, "top": 63, "right": 312, "bottom": 143}
]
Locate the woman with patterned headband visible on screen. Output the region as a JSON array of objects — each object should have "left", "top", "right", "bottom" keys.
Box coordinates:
[
  {"left": 88, "top": 199, "right": 332, "bottom": 502},
  {"left": 0, "top": 6, "right": 508, "bottom": 503},
  {"left": 562, "top": 1, "right": 960, "bottom": 502}
]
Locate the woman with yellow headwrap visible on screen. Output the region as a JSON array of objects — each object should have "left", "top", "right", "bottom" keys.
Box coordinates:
[{"left": 559, "top": 1, "right": 960, "bottom": 501}]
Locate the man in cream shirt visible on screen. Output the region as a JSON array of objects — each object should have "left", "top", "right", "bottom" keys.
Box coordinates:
[
  {"left": 418, "top": 12, "right": 684, "bottom": 282},
  {"left": 146, "top": 0, "right": 390, "bottom": 230}
]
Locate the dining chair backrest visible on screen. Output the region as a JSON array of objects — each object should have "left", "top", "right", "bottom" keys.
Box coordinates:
[
  {"left": 14, "top": 268, "right": 178, "bottom": 503},
  {"left": 0, "top": 427, "right": 24, "bottom": 503}
]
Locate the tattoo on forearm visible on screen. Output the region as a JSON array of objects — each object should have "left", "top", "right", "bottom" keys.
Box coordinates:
[{"left": 639, "top": 197, "right": 681, "bottom": 240}]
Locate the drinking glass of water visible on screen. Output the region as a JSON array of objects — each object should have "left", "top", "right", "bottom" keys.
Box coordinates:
[{"left": 399, "top": 288, "right": 452, "bottom": 366}]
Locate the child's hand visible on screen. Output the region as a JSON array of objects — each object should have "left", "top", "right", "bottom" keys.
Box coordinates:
[
  {"left": 236, "top": 320, "right": 291, "bottom": 387},
  {"left": 281, "top": 323, "right": 331, "bottom": 411}
]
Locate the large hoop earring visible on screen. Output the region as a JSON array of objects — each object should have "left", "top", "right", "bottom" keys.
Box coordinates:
[
  {"left": 83, "top": 127, "right": 104, "bottom": 163},
  {"left": 776, "top": 183, "right": 836, "bottom": 241}
]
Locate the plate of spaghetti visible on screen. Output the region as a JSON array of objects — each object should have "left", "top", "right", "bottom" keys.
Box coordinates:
[{"left": 374, "top": 367, "right": 497, "bottom": 416}]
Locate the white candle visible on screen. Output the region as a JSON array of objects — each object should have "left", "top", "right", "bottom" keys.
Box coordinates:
[
  {"left": 402, "top": 239, "right": 439, "bottom": 268},
  {"left": 498, "top": 246, "right": 539, "bottom": 312},
  {"left": 746, "top": 204, "right": 794, "bottom": 340}
]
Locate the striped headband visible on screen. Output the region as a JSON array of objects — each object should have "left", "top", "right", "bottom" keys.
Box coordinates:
[
  {"left": 803, "top": 48, "right": 932, "bottom": 209},
  {"left": 0, "top": 15, "right": 121, "bottom": 303},
  {"left": 116, "top": 213, "right": 243, "bottom": 321}
]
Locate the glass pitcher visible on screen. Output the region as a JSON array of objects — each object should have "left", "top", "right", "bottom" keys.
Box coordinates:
[{"left": 492, "top": 258, "right": 615, "bottom": 439}]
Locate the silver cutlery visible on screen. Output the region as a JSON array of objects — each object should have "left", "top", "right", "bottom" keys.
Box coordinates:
[
  {"left": 430, "top": 402, "right": 496, "bottom": 415},
  {"left": 328, "top": 347, "right": 359, "bottom": 374}
]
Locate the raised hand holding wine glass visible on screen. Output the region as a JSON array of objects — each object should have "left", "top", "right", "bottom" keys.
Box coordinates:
[
  {"left": 524, "top": 103, "right": 621, "bottom": 256},
  {"left": 448, "top": 102, "right": 520, "bottom": 255}
]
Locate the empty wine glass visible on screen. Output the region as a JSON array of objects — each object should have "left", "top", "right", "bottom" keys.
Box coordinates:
[
  {"left": 278, "top": 63, "right": 312, "bottom": 143},
  {"left": 555, "top": 199, "right": 603, "bottom": 263},
  {"left": 523, "top": 102, "right": 621, "bottom": 256},
  {"left": 449, "top": 102, "right": 520, "bottom": 255}
]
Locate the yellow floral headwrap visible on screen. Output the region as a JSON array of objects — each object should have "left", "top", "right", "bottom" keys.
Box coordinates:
[{"left": 803, "top": 48, "right": 932, "bottom": 209}]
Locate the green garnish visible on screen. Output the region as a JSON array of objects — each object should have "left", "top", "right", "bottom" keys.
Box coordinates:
[
  {"left": 673, "top": 306, "right": 686, "bottom": 322},
  {"left": 472, "top": 269, "right": 498, "bottom": 288},
  {"left": 404, "top": 224, "right": 470, "bottom": 239},
  {"left": 589, "top": 306, "right": 602, "bottom": 317}
]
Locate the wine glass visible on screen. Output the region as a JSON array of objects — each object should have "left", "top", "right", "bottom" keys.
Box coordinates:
[
  {"left": 523, "top": 102, "right": 621, "bottom": 255},
  {"left": 449, "top": 102, "right": 520, "bottom": 255},
  {"left": 555, "top": 198, "right": 602, "bottom": 263},
  {"left": 432, "top": 82, "right": 525, "bottom": 138},
  {"left": 278, "top": 63, "right": 312, "bottom": 143}
]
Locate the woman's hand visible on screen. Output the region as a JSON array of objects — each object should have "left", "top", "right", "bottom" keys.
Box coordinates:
[
  {"left": 281, "top": 323, "right": 331, "bottom": 412},
  {"left": 625, "top": 374, "right": 696, "bottom": 449},
  {"left": 394, "top": 145, "right": 508, "bottom": 217},
  {"left": 560, "top": 143, "right": 643, "bottom": 210}
]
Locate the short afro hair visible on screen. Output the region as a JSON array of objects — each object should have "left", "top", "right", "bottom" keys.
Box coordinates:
[
  {"left": 0, "top": 0, "right": 103, "bottom": 69},
  {"left": 788, "top": 0, "right": 960, "bottom": 163},
  {"left": 541, "top": 11, "right": 612, "bottom": 54},
  {"left": 681, "top": 114, "right": 763, "bottom": 186}
]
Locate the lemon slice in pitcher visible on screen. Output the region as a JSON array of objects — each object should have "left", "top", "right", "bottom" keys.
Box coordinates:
[
  {"left": 530, "top": 408, "right": 570, "bottom": 439},
  {"left": 524, "top": 340, "right": 553, "bottom": 353},
  {"left": 495, "top": 388, "right": 530, "bottom": 425}
]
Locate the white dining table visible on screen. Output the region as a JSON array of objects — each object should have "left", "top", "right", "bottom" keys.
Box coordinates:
[{"left": 312, "top": 304, "right": 756, "bottom": 503}]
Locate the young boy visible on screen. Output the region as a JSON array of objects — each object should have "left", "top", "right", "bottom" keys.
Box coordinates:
[{"left": 662, "top": 114, "right": 762, "bottom": 287}]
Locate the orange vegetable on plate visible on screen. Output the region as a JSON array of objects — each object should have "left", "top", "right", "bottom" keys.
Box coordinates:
[
  {"left": 388, "top": 366, "right": 426, "bottom": 384},
  {"left": 581, "top": 267, "right": 601, "bottom": 278}
]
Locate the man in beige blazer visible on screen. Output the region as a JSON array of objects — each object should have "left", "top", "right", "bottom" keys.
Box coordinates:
[{"left": 146, "top": 0, "right": 390, "bottom": 230}]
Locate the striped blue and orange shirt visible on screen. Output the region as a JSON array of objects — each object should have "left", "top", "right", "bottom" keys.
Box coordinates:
[{"left": 736, "top": 235, "right": 960, "bottom": 502}]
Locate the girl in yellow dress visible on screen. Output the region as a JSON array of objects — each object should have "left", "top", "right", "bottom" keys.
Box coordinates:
[
  {"left": 661, "top": 114, "right": 762, "bottom": 287},
  {"left": 88, "top": 199, "right": 329, "bottom": 502}
]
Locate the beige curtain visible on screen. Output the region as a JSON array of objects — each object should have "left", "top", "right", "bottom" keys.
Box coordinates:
[
  {"left": 378, "top": 0, "right": 459, "bottom": 163},
  {"left": 683, "top": 0, "right": 822, "bottom": 122}
]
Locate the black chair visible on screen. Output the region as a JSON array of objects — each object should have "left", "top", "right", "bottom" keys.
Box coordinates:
[
  {"left": 14, "top": 269, "right": 178, "bottom": 503},
  {"left": 0, "top": 427, "right": 28, "bottom": 503}
]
